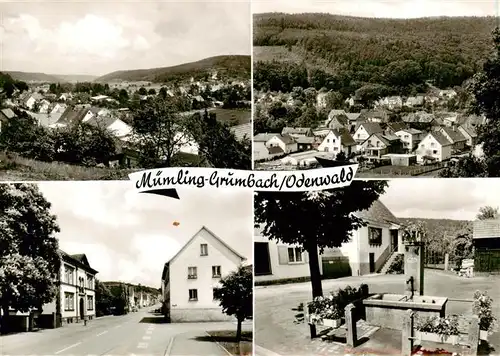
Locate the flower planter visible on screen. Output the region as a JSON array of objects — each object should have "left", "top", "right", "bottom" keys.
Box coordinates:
[
  {"left": 417, "top": 331, "right": 459, "bottom": 345},
  {"left": 322, "top": 318, "right": 342, "bottom": 328},
  {"left": 480, "top": 329, "right": 488, "bottom": 341}
]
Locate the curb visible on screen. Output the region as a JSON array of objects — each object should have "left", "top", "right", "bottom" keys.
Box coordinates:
[
  {"left": 254, "top": 345, "right": 283, "bottom": 356},
  {"left": 205, "top": 331, "right": 232, "bottom": 356}
]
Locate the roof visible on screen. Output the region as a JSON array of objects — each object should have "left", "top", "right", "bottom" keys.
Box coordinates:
[
  {"left": 387, "top": 122, "right": 406, "bottom": 132},
  {"left": 268, "top": 146, "right": 284, "bottom": 154},
  {"left": 296, "top": 136, "right": 315, "bottom": 144},
  {"left": 253, "top": 133, "right": 275, "bottom": 142},
  {"left": 86, "top": 115, "right": 117, "bottom": 130},
  {"left": 331, "top": 129, "right": 356, "bottom": 146},
  {"left": 346, "top": 113, "right": 361, "bottom": 122},
  {"left": 473, "top": 220, "right": 500, "bottom": 239},
  {"left": 59, "top": 250, "right": 98, "bottom": 274},
  {"left": 427, "top": 131, "right": 452, "bottom": 146},
  {"left": 328, "top": 109, "right": 347, "bottom": 118},
  {"left": 166, "top": 226, "right": 246, "bottom": 265},
  {"left": 230, "top": 122, "right": 251, "bottom": 141},
  {"left": 281, "top": 127, "right": 311, "bottom": 135},
  {"left": 358, "top": 122, "right": 384, "bottom": 135},
  {"left": 0, "top": 108, "right": 16, "bottom": 119},
  {"left": 440, "top": 127, "right": 467, "bottom": 143},
  {"left": 398, "top": 128, "right": 422, "bottom": 135},
  {"left": 459, "top": 124, "right": 477, "bottom": 138},
  {"left": 354, "top": 200, "right": 399, "bottom": 225},
  {"left": 56, "top": 106, "right": 89, "bottom": 126}
]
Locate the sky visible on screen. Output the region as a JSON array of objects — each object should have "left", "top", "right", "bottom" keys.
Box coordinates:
[
  {"left": 37, "top": 182, "right": 253, "bottom": 289},
  {"left": 380, "top": 178, "right": 500, "bottom": 221},
  {"left": 0, "top": 0, "right": 251, "bottom": 76},
  {"left": 253, "top": 0, "right": 498, "bottom": 18}
]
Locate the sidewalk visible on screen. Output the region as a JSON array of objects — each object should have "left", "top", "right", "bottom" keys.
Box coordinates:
[{"left": 168, "top": 330, "right": 230, "bottom": 356}]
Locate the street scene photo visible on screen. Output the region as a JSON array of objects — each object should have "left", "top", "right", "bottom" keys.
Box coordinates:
[
  {"left": 254, "top": 179, "right": 499, "bottom": 355},
  {"left": 0, "top": 182, "right": 253, "bottom": 356},
  {"left": 252, "top": 0, "right": 499, "bottom": 177},
  {"left": 0, "top": 0, "right": 251, "bottom": 180}
]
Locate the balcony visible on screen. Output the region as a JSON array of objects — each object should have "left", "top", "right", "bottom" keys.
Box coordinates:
[{"left": 78, "top": 287, "right": 85, "bottom": 295}]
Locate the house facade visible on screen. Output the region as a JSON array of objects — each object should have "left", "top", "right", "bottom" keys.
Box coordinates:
[
  {"left": 161, "top": 226, "right": 246, "bottom": 322},
  {"left": 472, "top": 219, "right": 500, "bottom": 273},
  {"left": 395, "top": 128, "right": 424, "bottom": 153},
  {"left": 254, "top": 200, "right": 402, "bottom": 282},
  {"left": 254, "top": 227, "right": 322, "bottom": 283},
  {"left": 317, "top": 129, "right": 356, "bottom": 155},
  {"left": 416, "top": 132, "right": 452, "bottom": 163}
]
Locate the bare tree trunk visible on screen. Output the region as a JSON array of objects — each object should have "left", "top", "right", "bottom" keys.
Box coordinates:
[{"left": 306, "top": 239, "right": 323, "bottom": 298}]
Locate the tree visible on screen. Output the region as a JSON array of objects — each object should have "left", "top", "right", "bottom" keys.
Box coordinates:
[
  {"left": 254, "top": 181, "right": 388, "bottom": 298},
  {"left": 324, "top": 91, "right": 344, "bottom": 111},
  {"left": 95, "top": 280, "right": 113, "bottom": 316},
  {"left": 148, "top": 88, "right": 156, "bottom": 95},
  {"left": 471, "top": 27, "right": 500, "bottom": 176},
  {"left": 131, "top": 97, "right": 190, "bottom": 168},
  {"left": 438, "top": 154, "right": 487, "bottom": 177},
  {"left": 187, "top": 110, "right": 251, "bottom": 169},
  {"left": 213, "top": 265, "right": 252, "bottom": 342},
  {"left": 477, "top": 206, "right": 499, "bottom": 220},
  {"left": 0, "top": 184, "right": 60, "bottom": 333},
  {"left": 138, "top": 87, "right": 148, "bottom": 96}
]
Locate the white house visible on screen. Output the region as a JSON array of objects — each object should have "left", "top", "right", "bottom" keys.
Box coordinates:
[
  {"left": 353, "top": 122, "right": 384, "bottom": 144},
  {"left": 161, "top": 226, "right": 246, "bottom": 322},
  {"left": 253, "top": 133, "right": 297, "bottom": 161},
  {"left": 18, "top": 251, "right": 98, "bottom": 327},
  {"left": 322, "top": 200, "right": 402, "bottom": 276},
  {"left": 254, "top": 226, "right": 322, "bottom": 283},
  {"left": 395, "top": 128, "right": 424, "bottom": 153},
  {"left": 416, "top": 132, "right": 453, "bottom": 163},
  {"left": 458, "top": 125, "right": 478, "bottom": 147},
  {"left": 317, "top": 129, "right": 357, "bottom": 155}
]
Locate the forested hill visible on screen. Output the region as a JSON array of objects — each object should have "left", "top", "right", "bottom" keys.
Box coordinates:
[
  {"left": 253, "top": 13, "right": 497, "bottom": 95},
  {"left": 95, "top": 55, "right": 251, "bottom": 83}
]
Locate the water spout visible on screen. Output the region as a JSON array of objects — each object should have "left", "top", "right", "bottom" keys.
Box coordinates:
[{"left": 406, "top": 276, "right": 415, "bottom": 299}]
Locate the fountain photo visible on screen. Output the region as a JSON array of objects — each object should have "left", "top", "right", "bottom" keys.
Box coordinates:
[{"left": 254, "top": 179, "right": 499, "bottom": 356}]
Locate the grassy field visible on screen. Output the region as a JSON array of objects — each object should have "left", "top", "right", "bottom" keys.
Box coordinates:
[
  {"left": 0, "top": 151, "right": 202, "bottom": 180},
  {"left": 253, "top": 46, "right": 306, "bottom": 64},
  {"left": 206, "top": 330, "right": 253, "bottom": 356},
  {"left": 213, "top": 108, "right": 251, "bottom": 126}
]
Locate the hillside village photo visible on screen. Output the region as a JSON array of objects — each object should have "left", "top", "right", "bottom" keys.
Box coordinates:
[
  {"left": 0, "top": 182, "right": 254, "bottom": 356},
  {"left": 254, "top": 178, "right": 500, "bottom": 356},
  {"left": 252, "top": 1, "right": 500, "bottom": 177},
  {"left": 0, "top": 1, "right": 251, "bottom": 180}
]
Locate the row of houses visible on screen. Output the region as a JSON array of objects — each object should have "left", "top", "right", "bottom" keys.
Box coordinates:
[{"left": 254, "top": 108, "right": 482, "bottom": 168}]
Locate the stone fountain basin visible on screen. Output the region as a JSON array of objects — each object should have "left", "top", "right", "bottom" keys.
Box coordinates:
[{"left": 363, "top": 294, "right": 448, "bottom": 330}]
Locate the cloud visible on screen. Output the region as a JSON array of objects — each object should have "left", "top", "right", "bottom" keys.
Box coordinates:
[
  {"left": 36, "top": 182, "right": 252, "bottom": 287},
  {"left": 1, "top": 1, "right": 250, "bottom": 75}
]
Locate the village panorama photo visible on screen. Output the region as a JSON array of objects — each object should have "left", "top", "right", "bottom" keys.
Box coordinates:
[
  {"left": 0, "top": 182, "right": 253, "bottom": 356},
  {"left": 252, "top": 0, "right": 500, "bottom": 178},
  {"left": 0, "top": 0, "right": 251, "bottom": 180}
]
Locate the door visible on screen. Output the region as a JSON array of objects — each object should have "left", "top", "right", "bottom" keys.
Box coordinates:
[
  {"left": 391, "top": 230, "right": 398, "bottom": 252},
  {"left": 369, "top": 253, "right": 375, "bottom": 273},
  {"left": 79, "top": 298, "right": 84, "bottom": 320},
  {"left": 254, "top": 242, "right": 272, "bottom": 275}
]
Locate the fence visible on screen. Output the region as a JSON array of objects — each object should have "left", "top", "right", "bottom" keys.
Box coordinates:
[
  {"left": 357, "top": 162, "right": 446, "bottom": 178},
  {"left": 424, "top": 249, "right": 458, "bottom": 271}
]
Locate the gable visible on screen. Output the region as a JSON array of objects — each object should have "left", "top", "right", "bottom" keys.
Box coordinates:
[
  {"left": 363, "top": 134, "right": 386, "bottom": 148},
  {"left": 168, "top": 226, "right": 245, "bottom": 266}
]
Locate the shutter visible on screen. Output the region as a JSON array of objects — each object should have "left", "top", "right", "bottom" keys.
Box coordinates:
[{"left": 278, "top": 246, "right": 289, "bottom": 265}]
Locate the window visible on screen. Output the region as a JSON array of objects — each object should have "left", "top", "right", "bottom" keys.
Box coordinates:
[
  {"left": 288, "top": 247, "right": 303, "bottom": 263},
  {"left": 200, "top": 244, "right": 208, "bottom": 256},
  {"left": 213, "top": 288, "right": 217, "bottom": 300},
  {"left": 87, "top": 275, "right": 93, "bottom": 290},
  {"left": 188, "top": 289, "right": 198, "bottom": 301},
  {"left": 64, "top": 266, "right": 74, "bottom": 285},
  {"left": 64, "top": 292, "right": 75, "bottom": 311},
  {"left": 188, "top": 266, "right": 197, "bottom": 279},
  {"left": 212, "top": 266, "right": 221, "bottom": 278},
  {"left": 87, "top": 295, "right": 94, "bottom": 310},
  {"left": 431, "top": 142, "right": 435, "bottom": 147},
  {"left": 368, "top": 227, "right": 383, "bottom": 246},
  {"left": 432, "top": 150, "right": 437, "bottom": 154}
]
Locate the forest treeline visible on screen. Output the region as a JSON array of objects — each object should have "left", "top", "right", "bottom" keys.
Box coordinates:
[{"left": 253, "top": 13, "right": 497, "bottom": 95}]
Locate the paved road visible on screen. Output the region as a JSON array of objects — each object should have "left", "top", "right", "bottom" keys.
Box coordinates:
[{"left": 1, "top": 305, "right": 250, "bottom": 356}]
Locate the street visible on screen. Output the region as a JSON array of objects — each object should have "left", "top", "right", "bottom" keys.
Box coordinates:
[{"left": 1, "top": 305, "right": 250, "bottom": 356}]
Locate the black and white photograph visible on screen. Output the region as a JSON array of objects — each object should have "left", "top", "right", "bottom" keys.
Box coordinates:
[
  {"left": 0, "top": 182, "right": 253, "bottom": 356},
  {"left": 0, "top": 0, "right": 251, "bottom": 181},
  {"left": 253, "top": 178, "right": 500, "bottom": 356},
  {"left": 252, "top": 0, "right": 500, "bottom": 178}
]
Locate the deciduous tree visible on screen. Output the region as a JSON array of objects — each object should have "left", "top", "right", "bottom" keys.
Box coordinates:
[
  {"left": 0, "top": 184, "right": 60, "bottom": 333},
  {"left": 213, "top": 265, "right": 253, "bottom": 342},
  {"left": 254, "top": 181, "right": 388, "bottom": 298}
]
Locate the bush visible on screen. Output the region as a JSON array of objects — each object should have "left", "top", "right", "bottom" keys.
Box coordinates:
[
  {"left": 386, "top": 254, "right": 404, "bottom": 274},
  {"left": 473, "top": 290, "right": 497, "bottom": 332},
  {"left": 415, "top": 315, "right": 460, "bottom": 337}
]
